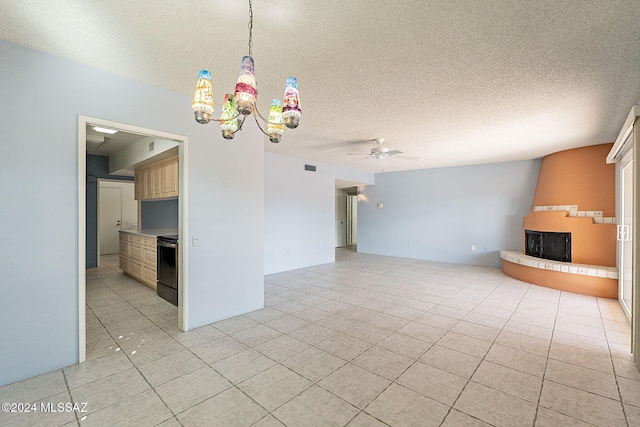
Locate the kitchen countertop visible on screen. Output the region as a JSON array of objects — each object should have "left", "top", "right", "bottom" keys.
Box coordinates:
[{"left": 119, "top": 228, "right": 178, "bottom": 238}]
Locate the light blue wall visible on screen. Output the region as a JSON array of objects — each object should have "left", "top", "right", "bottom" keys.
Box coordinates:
[
  {"left": 358, "top": 160, "right": 541, "bottom": 267},
  {"left": 264, "top": 153, "right": 374, "bottom": 275},
  {"left": 0, "top": 40, "right": 264, "bottom": 386}
]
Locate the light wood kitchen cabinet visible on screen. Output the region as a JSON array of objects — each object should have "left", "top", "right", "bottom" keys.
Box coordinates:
[
  {"left": 134, "top": 156, "right": 178, "bottom": 201},
  {"left": 161, "top": 158, "right": 179, "bottom": 198},
  {"left": 129, "top": 259, "right": 144, "bottom": 277},
  {"left": 143, "top": 167, "right": 159, "bottom": 199},
  {"left": 119, "top": 254, "right": 130, "bottom": 271},
  {"left": 129, "top": 242, "right": 143, "bottom": 259},
  {"left": 119, "top": 232, "right": 157, "bottom": 290},
  {"left": 134, "top": 169, "right": 145, "bottom": 200}
]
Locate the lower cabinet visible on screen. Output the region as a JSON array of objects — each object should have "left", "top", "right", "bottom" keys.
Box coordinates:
[{"left": 119, "top": 232, "right": 157, "bottom": 290}]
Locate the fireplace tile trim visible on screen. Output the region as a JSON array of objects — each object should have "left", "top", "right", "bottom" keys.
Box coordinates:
[
  {"left": 532, "top": 205, "right": 615, "bottom": 224},
  {"left": 500, "top": 250, "right": 618, "bottom": 279}
]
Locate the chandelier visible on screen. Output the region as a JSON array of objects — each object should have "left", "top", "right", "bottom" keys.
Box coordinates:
[{"left": 191, "top": 0, "right": 302, "bottom": 143}]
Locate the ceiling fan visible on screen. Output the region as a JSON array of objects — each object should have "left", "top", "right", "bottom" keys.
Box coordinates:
[{"left": 347, "top": 138, "right": 419, "bottom": 162}]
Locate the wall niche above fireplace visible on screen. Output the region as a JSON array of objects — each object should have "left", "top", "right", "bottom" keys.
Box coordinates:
[{"left": 525, "top": 230, "right": 571, "bottom": 262}]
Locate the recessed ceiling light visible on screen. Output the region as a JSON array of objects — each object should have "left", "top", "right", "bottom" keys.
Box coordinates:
[{"left": 92, "top": 126, "right": 118, "bottom": 134}]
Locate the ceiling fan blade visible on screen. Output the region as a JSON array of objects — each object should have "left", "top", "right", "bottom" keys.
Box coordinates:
[
  {"left": 346, "top": 156, "right": 373, "bottom": 163},
  {"left": 386, "top": 150, "right": 404, "bottom": 156},
  {"left": 347, "top": 153, "right": 370, "bottom": 156},
  {"left": 393, "top": 155, "right": 421, "bottom": 161}
]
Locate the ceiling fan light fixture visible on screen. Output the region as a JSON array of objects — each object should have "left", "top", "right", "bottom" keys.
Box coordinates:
[{"left": 190, "top": 0, "right": 301, "bottom": 142}]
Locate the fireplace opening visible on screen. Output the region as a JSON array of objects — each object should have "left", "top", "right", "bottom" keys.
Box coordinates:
[{"left": 525, "top": 230, "right": 571, "bottom": 262}]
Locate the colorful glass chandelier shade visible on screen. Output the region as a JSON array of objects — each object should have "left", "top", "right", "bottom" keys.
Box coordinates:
[
  {"left": 267, "top": 99, "right": 285, "bottom": 143},
  {"left": 190, "top": 0, "right": 301, "bottom": 142},
  {"left": 220, "top": 94, "right": 240, "bottom": 140},
  {"left": 282, "top": 77, "right": 302, "bottom": 129},
  {"left": 192, "top": 70, "right": 214, "bottom": 124},
  {"left": 234, "top": 56, "right": 258, "bottom": 115}
]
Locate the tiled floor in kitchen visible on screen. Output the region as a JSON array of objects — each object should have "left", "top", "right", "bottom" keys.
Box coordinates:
[{"left": 1, "top": 249, "right": 640, "bottom": 426}]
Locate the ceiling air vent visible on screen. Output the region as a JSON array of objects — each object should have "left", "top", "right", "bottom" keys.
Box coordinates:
[{"left": 304, "top": 164, "right": 316, "bottom": 172}]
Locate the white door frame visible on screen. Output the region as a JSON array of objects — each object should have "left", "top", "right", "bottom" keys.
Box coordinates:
[
  {"left": 608, "top": 106, "right": 640, "bottom": 368},
  {"left": 78, "top": 115, "right": 190, "bottom": 363},
  {"left": 619, "top": 149, "right": 633, "bottom": 320},
  {"left": 632, "top": 118, "right": 640, "bottom": 365}
]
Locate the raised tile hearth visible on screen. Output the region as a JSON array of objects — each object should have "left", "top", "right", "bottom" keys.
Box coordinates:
[
  {"left": 501, "top": 250, "right": 618, "bottom": 299},
  {"left": 500, "top": 251, "right": 617, "bottom": 279}
]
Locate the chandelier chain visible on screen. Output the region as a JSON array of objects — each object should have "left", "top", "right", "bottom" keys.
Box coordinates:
[
  {"left": 248, "top": 0, "right": 253, "bottom": 57},
  {"left": 191, "top": 0, "right": 301, "bottom": 142}
]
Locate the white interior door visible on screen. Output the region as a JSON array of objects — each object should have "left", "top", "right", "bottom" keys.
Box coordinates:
[
  {"left": 620, "top": 150, "right": 633, "bottom": 320},
  {"left": 99, "top": 187, "right": 122, "bottom": 255}
]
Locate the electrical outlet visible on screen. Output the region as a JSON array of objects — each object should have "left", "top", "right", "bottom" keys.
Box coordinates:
[
  {"left": 471, "top": 245, "right": 476, "bottom": 251},
  {"left": 192, "top": 236, "right": 199, "bottom": 247}
]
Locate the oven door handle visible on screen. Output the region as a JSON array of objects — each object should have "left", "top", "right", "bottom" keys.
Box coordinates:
[{"left": 157, "top": 241, "right": 177, "bottom": 248}]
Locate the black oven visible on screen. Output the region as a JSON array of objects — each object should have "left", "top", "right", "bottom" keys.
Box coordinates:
[{"left": 157, "top": 235, "right": 178, "bottom": 306}]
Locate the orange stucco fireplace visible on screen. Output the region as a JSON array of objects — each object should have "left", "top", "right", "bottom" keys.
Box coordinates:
[{"left": 501, "top": 143, "right": 618, "bottom": 298}]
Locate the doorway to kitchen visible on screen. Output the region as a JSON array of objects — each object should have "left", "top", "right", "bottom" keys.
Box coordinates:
[{"left": 78, "top": 115, "right": 189, "bottom": 363}]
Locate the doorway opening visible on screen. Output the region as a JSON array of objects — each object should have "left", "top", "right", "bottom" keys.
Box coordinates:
[
  {"left": 335, "top": 181, "right": 365, "bottom": 252},
  {"left": 98, "top": 180, "right": 137, "bottom": 261},
  {"left": 78, "top": 116, "right": 189, "bottom": 363},
  {"left": 346, "top": 192, "right": 358, "bottom": 251}
]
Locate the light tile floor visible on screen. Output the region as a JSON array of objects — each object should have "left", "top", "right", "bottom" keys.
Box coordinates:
[{"left": 1, "top": 249, "right": 639, "bottom": 426}]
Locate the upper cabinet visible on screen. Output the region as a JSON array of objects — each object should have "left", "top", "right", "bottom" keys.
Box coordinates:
[
  {"left": 134, "top": 169, "right": 144, "bottom": 200},
  {"left": 134, "top": 156, "right": 178, "bottom": 200},
  {"left": 161, "top": 158, "right": 179, "bottom": 198}
]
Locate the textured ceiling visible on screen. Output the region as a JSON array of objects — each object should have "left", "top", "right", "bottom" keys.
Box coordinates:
[{"left": 2, "top": 0, "right": 640, "bottom": 173}]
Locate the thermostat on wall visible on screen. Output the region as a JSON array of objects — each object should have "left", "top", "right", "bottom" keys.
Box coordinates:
[{"left": 377, "top": 203, "right": 384, "bottom": 208}]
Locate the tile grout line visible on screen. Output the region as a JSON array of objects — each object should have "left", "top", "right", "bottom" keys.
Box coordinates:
[
  {"left": 533, "top": 295, "right": 627, "bottom": 425},
  {"left": 86, "top": 272, "right": 186, "bottom": 426},
  {"left": 272, "top": 266, "right": 528, "bottom": 425},
  {"left": 92, "top": 268, "right": 281, "bottom": 426},
  {"left": 596, "top": 297, "right": 630, "bottom": 427},
  {"left": 531, "top": 289, "right": 560, "bottom": 427},
  {"left": 77, "top": 254, "right": 633, "bottom": 427},
  {"left": 262, "top": 272, "right": 468, "bottom": 425},
  {"left": 60, "top": 369, "right": 81, "bottom": 427},
  {"left": 435, "top": 275, "right": 529, "bottom": 426}
]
